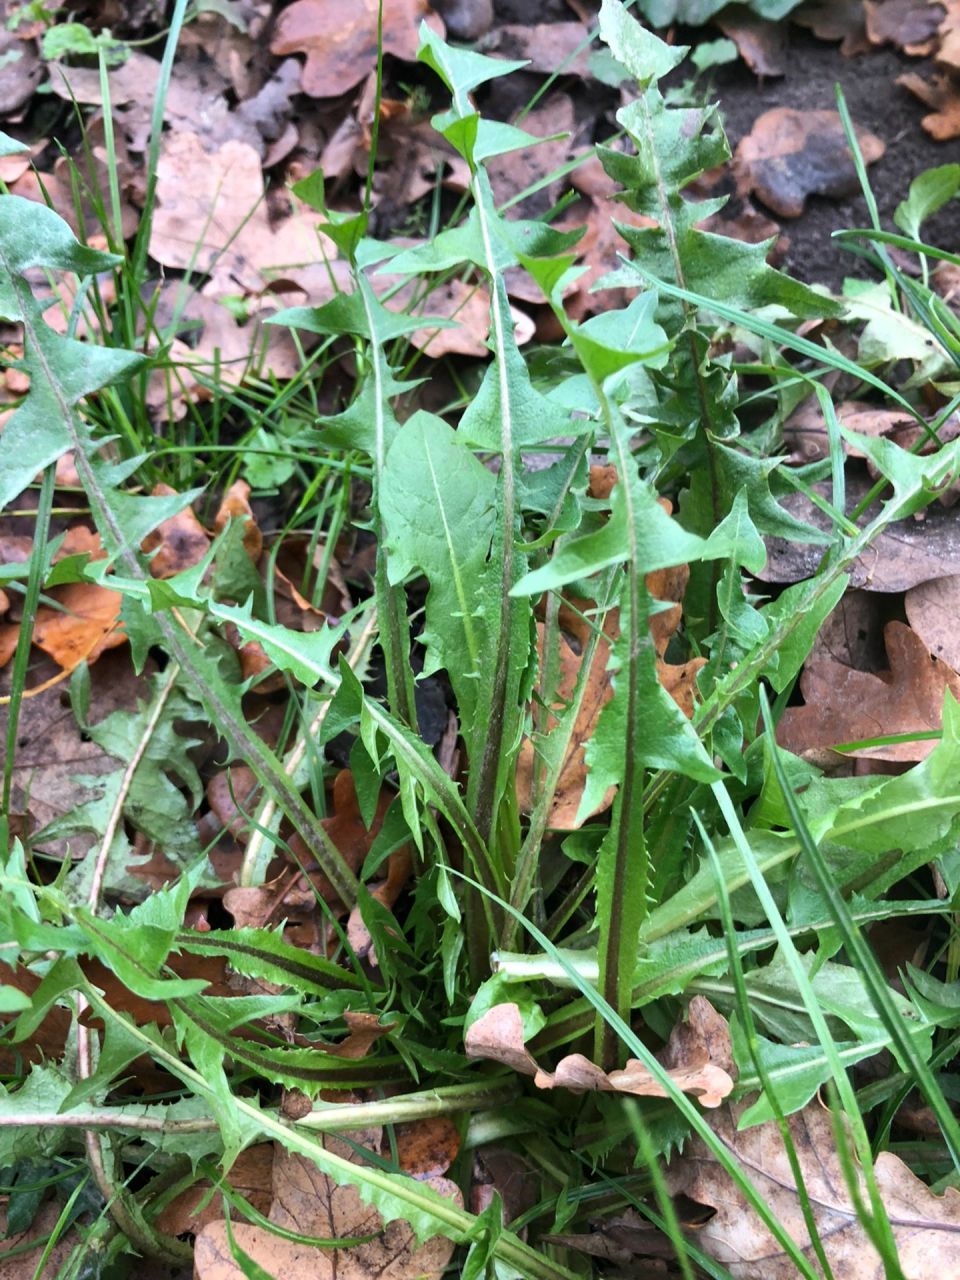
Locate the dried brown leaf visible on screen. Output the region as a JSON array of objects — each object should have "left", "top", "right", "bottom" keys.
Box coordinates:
[
  {"left": 899, "top": 71, "right": 960, "bottom": 140},
  {"left": 150, "top": 132, "right": 333, "bottom": 294},
  {"left": 488, "top": 93, "right": 578, "bottom": 215},
  {"left": 270, "top": 0, "right": 444, "bottom": 98},
  {"left": 32, "top": 581, "right": 126, "bottom": 671},
  {"left": 395, "top": 1115, "right": 461, "bottom": 1180},
  {"left": 905, "top": 575, "right": 960, "bottom": 672},
  {"left": 141, "top": 483, "right": 210, "bottom": 578},
  {"left": 762, "top": 475, "right": 960, "bottom": 591},
  {"left": 864, "top": 0, "right": 942, "bottom": 53},
  {"left": 480, "top": 23, "right": 594, "bottom": 78},
  {"left": 717, "top": 8, "right": 787, "bottom": 77},
  {"left": 777, "top": 620, "right": 960, "bottom": 761},
  {"left": 734, "top": 108, "right": 884, "bottom": 218},
  {"left": 214, "top": 479, "right": 262, "bottom": 562},
  {"left": 793, "top": 0, "right": 871, "bottom": 56},
  {"left": 0, "top": 29, "right": 42, "bottom": 115},
  {"left": 465, "top": 1000, "right": 733, "bottom": 1108},
  {"left": 516, "top": 495, "right": 703, "bottom": 828},
  {"left": 155, "top": 1144, "right": 274, "bottom": 1237},
  {"left": 194, "top": 1135, "right": 460, "bottom": 1280},
  {"left": 665, "top": 1101, "right": 960, "bottom": 1278}
]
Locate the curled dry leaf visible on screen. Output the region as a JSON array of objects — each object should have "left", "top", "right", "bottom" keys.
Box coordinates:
[
  {"left": 214, "top": 479, "right": 263, "bottom": 562},
  {"left": 665, "top": 1100, "right": 960, "bottom": 1279},
  {"left": 734, "top": 108, "right": 884, "bottom": 218},
  {"left": 271, "top": 0, "right": 444, "bottom": 98},
  {"left": 194, "top": 1136, "right": 461, "bottom": 1280},
  {"left": 465, "top": 998, "right": 734, "bottom": 1108},
  {"left": 777, "top": 620, "right": 960, "bottom": 761}
]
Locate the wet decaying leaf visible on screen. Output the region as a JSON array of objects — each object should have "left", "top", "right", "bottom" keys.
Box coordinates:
[
  {"left": 734, "top": 108, "right": 884, "bottom": 218},
  {"left": 665, "top": 1101, "right": 960, "bottom": 1279},
  {"left": 194, "top": 1132, "right": 461, "bottom": 1280},
  {"left": 465, "top": 997, "right": 734, "bottom": 1108},
  {"left": 777, "top": 620, "right": 960, "bottom": 761}
]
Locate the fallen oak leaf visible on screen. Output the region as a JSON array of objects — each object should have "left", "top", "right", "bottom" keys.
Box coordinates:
[
  {"left": 465, "top": 997, "right": 734, "bottom": 1108},
  {"left": 665, "top": 1100, "right": 960, "bottom": 1278},
  {"left": 777, "top": 620, "right": 960, "bottom": 761}
]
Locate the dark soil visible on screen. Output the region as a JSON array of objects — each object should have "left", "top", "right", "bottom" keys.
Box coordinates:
[{"left": 704, "top": 27, "right": 960, "bottom": 287}]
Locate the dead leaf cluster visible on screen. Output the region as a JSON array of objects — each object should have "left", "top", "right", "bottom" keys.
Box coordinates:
[{"left": 466, "top": 996, "right": 735, "bottom": 1109}]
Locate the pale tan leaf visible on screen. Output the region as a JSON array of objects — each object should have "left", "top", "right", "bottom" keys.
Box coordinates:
[
  {"left": 666, "top": 1101, "right": 960, "bottom": 1279},
  {"left": 194, "top": 1133, "right": 460, "bottom": 1280},
  {"left": 465, "top": 999, "right": 734, "bottom": 1108}
]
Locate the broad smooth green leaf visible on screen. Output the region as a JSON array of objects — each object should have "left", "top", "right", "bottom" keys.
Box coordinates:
[
  {"left": 895, "top": 164, "right": 960, "bottom": 241},
  {"left": 380, "top": 410, "right": 497, "bottom": 741}
]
